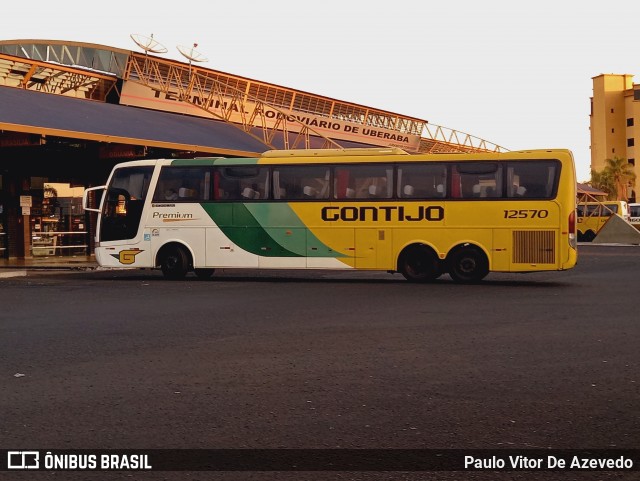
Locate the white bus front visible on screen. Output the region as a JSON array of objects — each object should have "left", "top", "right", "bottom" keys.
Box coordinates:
[{"left": 83, "top": 164, "right": 155, "bottom": 268}]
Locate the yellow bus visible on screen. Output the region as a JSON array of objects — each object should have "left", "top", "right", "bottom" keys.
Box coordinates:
[
  {"left": 82, "top": 148, "right": 578, "bottom": 283},
  {"left": 576, "top": 201, "right": 630, "bottom": 242}
]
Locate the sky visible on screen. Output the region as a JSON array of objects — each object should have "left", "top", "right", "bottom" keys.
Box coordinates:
[{"left": 3, "top": 0, "right": 639, "bottom": 182}]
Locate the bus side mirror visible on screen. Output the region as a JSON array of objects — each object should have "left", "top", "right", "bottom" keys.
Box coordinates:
[{"left": 82, "top": 185, "right": 105, "bottom": 213}]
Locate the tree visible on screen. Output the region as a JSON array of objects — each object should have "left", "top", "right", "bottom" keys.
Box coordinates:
[
  {"left": 589, "top": 168, "right": 615, "bottom": 200},
  {"left": 590, "top": 157, "right": 636, "bottom": 201}
]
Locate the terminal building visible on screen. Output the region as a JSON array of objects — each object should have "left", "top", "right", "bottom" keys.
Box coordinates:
[
  {"left": 0, "top": 38, "right": 505, "bottom": 260},
  {"left": 590, "top": 74, "right": 640, "bottom": 202}
]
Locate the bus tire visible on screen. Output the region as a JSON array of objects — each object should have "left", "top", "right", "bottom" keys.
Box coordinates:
[
  {"left": 194, "top": 268, "right": 215, "bottom": 279},
  {"left": 398, "top": 244, "right": 440, "bottom": 282},
  {"left": 448, "top": 245, "right": 489, "bottom": 284},
  {"left": 160, "top": 244, "right": 190, "bottom": 280},
  {"left": 584, "top": 230, "right": 596, "bottom": 242}
]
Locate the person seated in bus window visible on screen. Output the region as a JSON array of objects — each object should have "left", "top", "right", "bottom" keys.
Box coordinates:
[
  {"left": 402, "top": 185, "right": 415, "bottom": 197},
  {"left": 511, "top": 184, "right": 527, "bottom": 197},
  {"left": 164, "top": 188, "right": 178, "bottom": 200},
  {"left": 363, "top": 179, "right": 389, "bottom": 198},
  {"left": 368, "top": 185, "right": 381, "bottom": 198},
  {"left": 303, "top": 186, "right": 318, "bottom": 198},
  {"left": 242, "top": 187, "right": 259, "bottom": 199},
  {"left": 178, "top": 186, "right": 198, "bottom": 199}
]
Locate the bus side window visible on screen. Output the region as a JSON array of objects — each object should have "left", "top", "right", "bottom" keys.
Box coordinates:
[
  {"left": 334, "top": 168, "right": 352, "bottom": 199},
  {"left": 601, "top": 204, "right": 617, "bottom": 217},
  {"left": 218, "top": 166, "right": 269, "bottom": 201},
  {"left": 213, "top": 171, "right": 225, "bottom": 200},
  {"left": 455, "top": 162, "right": 501, "bottom": 199},
  {"left": 523, "top": 183, "right": 547, "bottom": 198},
  {"left": 153, "top": 167, "right": 211, "bottom": 201},
  {"left": 334, "top": 165, "right": 392, "bottom": 200},
  {"left": 154, "top": 168, "right": 180, "bottom": 201},
  {"left": 178, "top": 184, "right": 199, "bottom": 200},
  {"left": 218, "top": 174, "right": 241, "bottom": 200},
  {"left": 397, "top": 164, "right": 447, "bottom": 199},
  {"left": 507, "top": 161, "right": 558, "bottom": 199},
  {"left": 274, "top": 166, "right": 330, "bottom": 200}
]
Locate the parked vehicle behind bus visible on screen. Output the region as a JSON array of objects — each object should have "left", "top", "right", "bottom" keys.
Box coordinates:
[
  {"left": 83, "top": 148, "right": 578, "bottom": 283},
  {"left": 629, "top": 203, "right": 640, "bottom": 231},
  {"left": 576, "top": 201, "right": 630, "bottom": 242}
]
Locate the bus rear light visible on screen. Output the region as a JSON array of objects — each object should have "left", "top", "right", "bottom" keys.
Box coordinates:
[
  {"left": 568, "top": 210, "right": 576, "bottom": 233},
  {"left": 568, "top": 210, "right": 577, "bottom": 249}
]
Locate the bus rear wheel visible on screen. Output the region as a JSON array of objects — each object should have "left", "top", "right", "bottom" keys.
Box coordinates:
[
  {"left": 399, "top": 245, "right": 440, "bottom": 282},
  {"left": 448, "top": 246, "right": 489, "bottom": 284},
  {"left": 160, "top": 245, "right": 190, "bottom": 280}
]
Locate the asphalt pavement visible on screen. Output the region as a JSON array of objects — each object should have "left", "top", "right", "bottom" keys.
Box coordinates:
[{"left": 1, "top": 245, "right": 640, "bottom": 481}]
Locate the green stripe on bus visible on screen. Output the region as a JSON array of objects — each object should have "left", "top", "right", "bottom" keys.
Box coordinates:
[
  {"left": 201, "top": 203, "right": 297, "bottom": 257},
  {"left": 201, "top": 203, "right": 346, "bottom": 258},
  {"left": 245, "top": 203, "right": 347, "bottom": 258}
]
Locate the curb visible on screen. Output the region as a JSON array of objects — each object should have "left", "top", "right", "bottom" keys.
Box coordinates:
[
  {"left": 0, "top": 264, "right": 99, "bottom": 271},
  {"left": 0, "top": 270, "right": 27, "bottom": 278}
]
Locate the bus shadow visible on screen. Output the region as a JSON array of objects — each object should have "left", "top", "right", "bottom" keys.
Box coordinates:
[
  {"left": 209, "top": 277, "right": 567, "bottom": 288},
  {"left": 83, "top": 270, "right": 569, "bottom": 288}
]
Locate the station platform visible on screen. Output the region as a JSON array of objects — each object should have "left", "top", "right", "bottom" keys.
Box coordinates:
[{"left": 0, "top": 255, "right": 98, "bottom": 277}]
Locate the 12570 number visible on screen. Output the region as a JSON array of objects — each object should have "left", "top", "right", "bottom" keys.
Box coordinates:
[{"left": 503, "top": 209, "right": 549, "bottom": 219}]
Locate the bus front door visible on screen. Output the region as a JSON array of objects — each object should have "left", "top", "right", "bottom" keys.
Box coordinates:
[{"left": 99, "top": 166, "right": 153, "bottom": 243}]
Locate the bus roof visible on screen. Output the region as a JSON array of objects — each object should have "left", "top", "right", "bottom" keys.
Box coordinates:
[
  {"left": 110, "top": 148, "right": 574, "bottom": 169},
  {"left": 261, "top": 147, "right": 410, "bottom": 157}
]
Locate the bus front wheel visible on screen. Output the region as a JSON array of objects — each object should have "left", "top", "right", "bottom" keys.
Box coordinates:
[
  {"left": 398, "top": 245, "right": 440, "bottom": 282},
  {"left": 448, "top": 246, "right": 489, "bottom": 284},
  {"left": 160, "top": 245, "right": 190, "bottom": 280}
]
